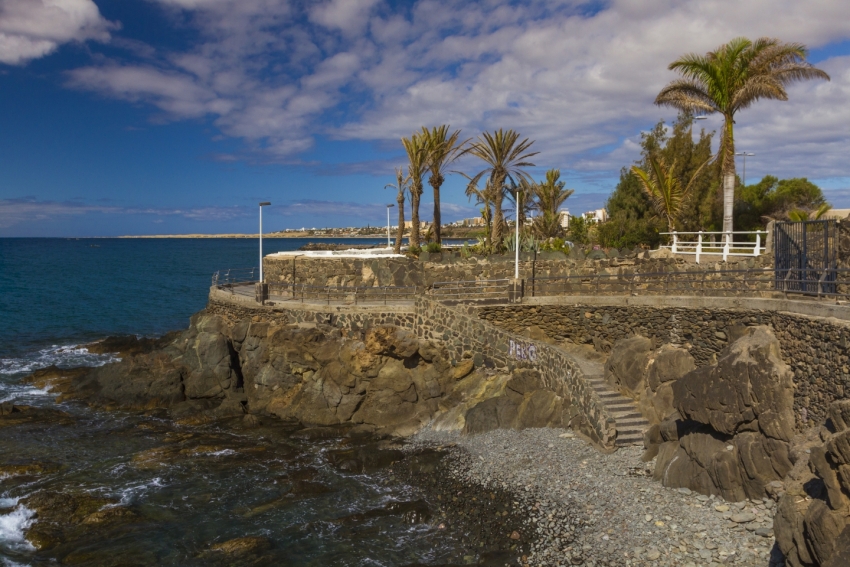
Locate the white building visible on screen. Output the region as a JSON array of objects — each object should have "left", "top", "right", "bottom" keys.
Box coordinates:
[
  {"left": 582, "top": 209, "right": 608, "bottom": 223},
  {"left": 558, "top": 209, "right": 570, "bottom": 229}
]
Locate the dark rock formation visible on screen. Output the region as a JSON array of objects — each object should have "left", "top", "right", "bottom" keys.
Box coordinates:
[
  {"left": 773, "top": 399, "right": 850, "bottom": 566},
  {"left": 463, "top": 368, "right": 575, "bottom": 435},
  {"left": 645, "top": 326, "right": 796, "bottom": 501},
  {"left": 605, "top": 336, "right": 694, "bottom": 425},
  {"left": 35, "top": 311, "right": 578, "bottom": 439}
]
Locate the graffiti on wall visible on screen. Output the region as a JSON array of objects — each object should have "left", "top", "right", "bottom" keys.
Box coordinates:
[{"left": 509, "top": 339, "right": 537, "bottom": 362}]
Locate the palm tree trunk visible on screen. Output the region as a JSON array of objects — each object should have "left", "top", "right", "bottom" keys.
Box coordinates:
[
  {"left": 395, "top": 191, "right": 405, "bottom": 254},
  {"left": 490, "top": 175, "right": 505, "bottom": 249},
  {"left": 410, "top": 187, "right": 421, "bottom": 249},
  {"left": 722, "top": 116, "right": 736, "bottom": 237},
  {"left": 431, "top": 179, "right": 442, "bottom": 245}
]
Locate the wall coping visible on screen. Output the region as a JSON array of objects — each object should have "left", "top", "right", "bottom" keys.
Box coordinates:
[
  {"left": 524, "top": 294, "right": 850, "bottom": 326},
  {"left": 208, "top": 287, "right": 415, "bottom": 314}
]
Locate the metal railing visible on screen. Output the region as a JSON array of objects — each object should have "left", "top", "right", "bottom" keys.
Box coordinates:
[
  {"left": 266, "top": 282, "right": 418, "bottom": 305},
  {"left": 212, "top": 267, "right": 259, "bottom": 288},
  {"left": 659, "top": 231, "right": 768, "bottom": 262},
  {"left": 530, "top": 268, "right": 850, "bottom": 301},
  {"left": 429, "top": 279, "right": 511, "bottom": 300}
]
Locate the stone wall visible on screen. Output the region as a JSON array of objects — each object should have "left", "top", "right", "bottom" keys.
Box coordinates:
[
  {"left": 262, "top": 251, "right": 772, "bottom": 291},
  {"left": 414, "top": 297, "right": 615, "bottom": 447},
  {"left": 476, "top": 304, "right": 850, "bottom": 428}
]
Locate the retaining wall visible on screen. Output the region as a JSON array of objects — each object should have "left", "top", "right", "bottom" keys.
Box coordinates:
[
  {"left": 414, "top": 296, "right": 615, "bottom": 447},
  {"left": 476, "top": 298, "right": 850, "bottom": 428}
]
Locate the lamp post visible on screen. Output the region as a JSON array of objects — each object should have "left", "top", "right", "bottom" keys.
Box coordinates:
[
  {"left": 386, "top": 204, "right": 394, "bottom": 248},
  {"left": 735, "top": 152, "right": 755, "bottom": 187},
  {"left": 514, "top": 188, "right": 521, "bottom": 280},
  {"left": 259, "top": 202, "right": 271, "bottom": 282}
]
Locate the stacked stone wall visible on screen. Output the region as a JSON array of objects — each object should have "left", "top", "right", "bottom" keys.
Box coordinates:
[
  {"left": 414, "top": 297, "right": 615, "bottom": 447},
  {"left": 476, "top": 304, "right": 850, "bottom": 428},
  {"left": 262, "top": 252, "right": 772, "bottom": 291}
]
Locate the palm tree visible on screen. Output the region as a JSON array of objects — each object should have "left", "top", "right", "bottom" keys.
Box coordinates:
[
  {"left": 788, "top": 203, "right": 832, "bottom": 222},
  {"left": 384, "top": 167, "right": 409, "bottom": 254},
  {"left": 420, "top": 125, "right": 467, "bottom": 244},
  {"left": 401, "top": 133, "right": 428, "bottom": 248},
  {"left": 465, "top": 180, "right": 494, "bottom": 251},
  {"left": 463, "top": 129, "right": 538, "bottom": 249},
  {"left": 532, "top": 169, "right": 574, "bottom": 239},
  {"left": 655, "top": 37, "right": 830, "bottom": 237},
  {"left": 631, "top": 156, "right": 710, "bottom": 233}
]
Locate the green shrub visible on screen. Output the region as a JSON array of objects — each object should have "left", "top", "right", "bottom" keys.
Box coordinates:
[{"left": 425, "top": 242, "right": 442, "bottom": 253}]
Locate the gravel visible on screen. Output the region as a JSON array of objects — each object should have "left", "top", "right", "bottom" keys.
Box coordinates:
[{"left": 408, "top": 427, "right": 786, "bottom": 567}]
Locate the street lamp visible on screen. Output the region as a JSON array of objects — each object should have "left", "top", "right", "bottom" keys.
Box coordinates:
[
  {"left": 386, "top": 204, "right": 394, "bottom": 248},
  {"left": 735, "top": 152, "right": 755, "bottom": 187},
  {"left": 514, "top": 188, "right": 522, "bottom": 280},
  {"left": 259, "top": 202, "right": 271, "bottom": 282}
]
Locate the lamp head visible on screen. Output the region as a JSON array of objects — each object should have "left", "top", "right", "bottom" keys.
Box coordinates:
[{"left": 259, "top": 201, "right": 271, "bottom": 206}]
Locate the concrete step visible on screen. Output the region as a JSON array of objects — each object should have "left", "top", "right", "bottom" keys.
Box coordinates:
[{"left": 584, "top": 373, "right": 651, "bottom": 447}]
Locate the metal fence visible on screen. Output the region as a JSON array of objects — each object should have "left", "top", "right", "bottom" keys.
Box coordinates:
[
  {"left": 529, "top": 268, "right": 850, "bottom": 300},
  {"left": 429, "top": 279, "right": 512, "bottom": 300},
  {"left": 774, "top": 220, "right": 838, "bottom": 294},
  {"left": 212, "top": 267, "right": 259, "bottom": 288},
  {"left": 267, "top": 282, "right": 418, "bottom": 305}
]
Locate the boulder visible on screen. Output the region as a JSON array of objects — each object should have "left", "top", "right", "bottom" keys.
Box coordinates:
[
  {"left": 673, "top": 327, "right": 795, "bottom": 442},
  {"left": 649, "top": 327, "right": 797, "bottom": 501},
  {"left": 364, "top": 326, "right": 419, "bottom": 359},
  {"left": 604, "top": 335, "right": 652, "bottom": 398}
]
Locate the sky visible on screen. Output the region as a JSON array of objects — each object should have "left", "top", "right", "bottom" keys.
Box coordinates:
[{"left": 1, "top": 0, "right": 849, "bottom": 237}]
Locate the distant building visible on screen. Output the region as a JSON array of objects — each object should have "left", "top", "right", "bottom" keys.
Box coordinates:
[
  {"left": 582, "top": 209, "right": 608, "bottom": 223},
  {"left": 460, "top": 217, "right": 485, "bottom": 227},
  {"left": 558, "top": 209, "right": 570, "bottom": 229}
]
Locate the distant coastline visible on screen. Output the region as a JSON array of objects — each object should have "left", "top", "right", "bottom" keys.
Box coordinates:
[{"left": 117, "top": 233, "right": 389, "bottom": 239}]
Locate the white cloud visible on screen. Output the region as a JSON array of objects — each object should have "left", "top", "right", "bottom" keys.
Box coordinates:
[
  {"left": 53, "top": 0, "right": 850, "bottom": 190},
  {"left": 0, "top": 0, "right": 116, "bottom": 65}
]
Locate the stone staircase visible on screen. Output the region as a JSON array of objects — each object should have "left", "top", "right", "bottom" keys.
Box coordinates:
[{"left": 586, "top": 374, "right": 650, "bottom": 447}]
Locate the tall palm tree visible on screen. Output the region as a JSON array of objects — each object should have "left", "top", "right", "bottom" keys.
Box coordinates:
[
  {"left": 532, "top": 169, "right": 574, "bottom": 238},
  {"left": 655, "top": 37, "right": 830, "bottom": 236},
  {"left": 463, "top": 129, "right": 538, "bottom": 249},
  {"left": 631, "top": 156, "right": 710, "bottom": 233},
  {"left": 401, "top": 133, "right": 428, "bottom": 248},
  {"left": 420, "top": 125, "right": 467, "bottom": 244},
  {"left": 505, "top": 177, "right": 537, "bottom": 236},
  {"left": 384, "top": 167, "right": 409, "bottom": 254}
]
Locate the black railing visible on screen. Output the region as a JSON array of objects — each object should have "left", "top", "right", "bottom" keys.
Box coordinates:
[
  {"left": 530, "top": 268, "right": 850, "bottom": 301},
  {"left": 212, "top": 267, "right": 259, "bottom": 287},
  {"left": 429, "top": 279, "right": 511, "bottom": 300}
]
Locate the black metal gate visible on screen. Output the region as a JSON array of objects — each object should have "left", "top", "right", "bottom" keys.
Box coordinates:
[{"left": 774, "top": 220, "right": 838, "bottom": 294}]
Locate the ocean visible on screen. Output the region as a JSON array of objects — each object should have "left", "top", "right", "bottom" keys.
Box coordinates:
[{"left": 0, "top": 237, "right": 472, "bottom": 566}]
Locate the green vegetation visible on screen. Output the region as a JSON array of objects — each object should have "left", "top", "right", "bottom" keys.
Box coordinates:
[
  {"left": 656, "top": 37, "right": 830, "bottom": 235},
  {"left": 393, "top": 37, "right": 830, "bottom": 256}
]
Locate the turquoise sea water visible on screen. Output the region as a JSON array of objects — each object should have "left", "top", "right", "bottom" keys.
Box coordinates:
[{"left": 0, "top": 238, "right": 473, "bottom": 566}]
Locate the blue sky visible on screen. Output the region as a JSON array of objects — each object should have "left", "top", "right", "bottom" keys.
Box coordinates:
[{"left": 1, "top": 0, "right": 849, "bottom": 237}]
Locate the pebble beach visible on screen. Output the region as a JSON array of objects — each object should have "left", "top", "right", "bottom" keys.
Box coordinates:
[{"left": 409, "top": 427, "right": 784, "bottom": 567}]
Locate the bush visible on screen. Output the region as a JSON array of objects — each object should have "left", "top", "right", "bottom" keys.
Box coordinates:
[
  {"left": 425, "top": 242, "right": 442, "bottom": 253},
  {"left": 539, "top": 237, "right": 571, "bottom": 253}
]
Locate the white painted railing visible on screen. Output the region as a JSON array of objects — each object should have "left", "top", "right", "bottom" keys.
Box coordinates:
[{"left": 659, "top": 231, "right": 768, "bottom": 263}]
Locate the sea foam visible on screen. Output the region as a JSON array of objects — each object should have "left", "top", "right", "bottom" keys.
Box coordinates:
[{"left": 0, "top": 504, "right": 36, "bottom": 552}]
